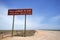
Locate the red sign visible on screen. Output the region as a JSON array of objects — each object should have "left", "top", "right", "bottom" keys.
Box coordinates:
[{"left": 8, "top": 9, "right": 32, "bottom": 15}]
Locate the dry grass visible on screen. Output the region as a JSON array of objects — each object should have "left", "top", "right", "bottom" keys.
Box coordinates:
[{"left": 0, "top": 30, "right": 60, "bottom": 40}]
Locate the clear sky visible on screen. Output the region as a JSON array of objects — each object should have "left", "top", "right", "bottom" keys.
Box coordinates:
[{"left": 0, "top": 0, "right": 60, "bottom": 30}]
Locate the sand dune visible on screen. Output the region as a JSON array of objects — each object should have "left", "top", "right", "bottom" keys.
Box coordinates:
[{"left": 0, "top": 30, "right": 60, "bottom": 40}]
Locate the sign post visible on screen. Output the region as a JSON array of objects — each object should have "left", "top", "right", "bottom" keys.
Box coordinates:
[
  {"left": 24, "top": 14, "right": 26, "bottom": 37},
  {"left": 12, "top": 15, "right": 15, "bottom": 37},
  {"left": 8, "top": 9, "right": 32, "bottom": 37}
]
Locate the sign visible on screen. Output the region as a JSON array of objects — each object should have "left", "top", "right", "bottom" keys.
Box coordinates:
[
  {"left": 8, "top": 9, "right": 32, "bottom": 15},
  {"left": 8, "top": 8, "right": 32, "bottom": 37}
]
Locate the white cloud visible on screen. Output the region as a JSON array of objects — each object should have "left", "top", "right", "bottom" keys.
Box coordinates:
[
  {"left": 26, "top": 16, "right": 45, "bottom": 29},
  {"left": 0, "top": 4, "right": 13, "bottom": 30},
  {"left": 50, "top": 16, "right": 60, "bottom": 22}
]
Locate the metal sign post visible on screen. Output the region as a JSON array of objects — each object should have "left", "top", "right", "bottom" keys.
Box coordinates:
[
  {"left": 12, "top": 15, "right": 15, "bottom": 37},
  {"left": 24, "top": 14, "right": 26, "bottom": 37}
]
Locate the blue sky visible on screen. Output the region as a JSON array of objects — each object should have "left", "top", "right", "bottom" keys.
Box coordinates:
[{"left": 0, "top": 0, "right": 60, "bottom": 30}]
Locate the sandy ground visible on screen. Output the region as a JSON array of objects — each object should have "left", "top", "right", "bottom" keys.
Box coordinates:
[{"left": 0, "top": 30, "right": 60, "bottom": 40}]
